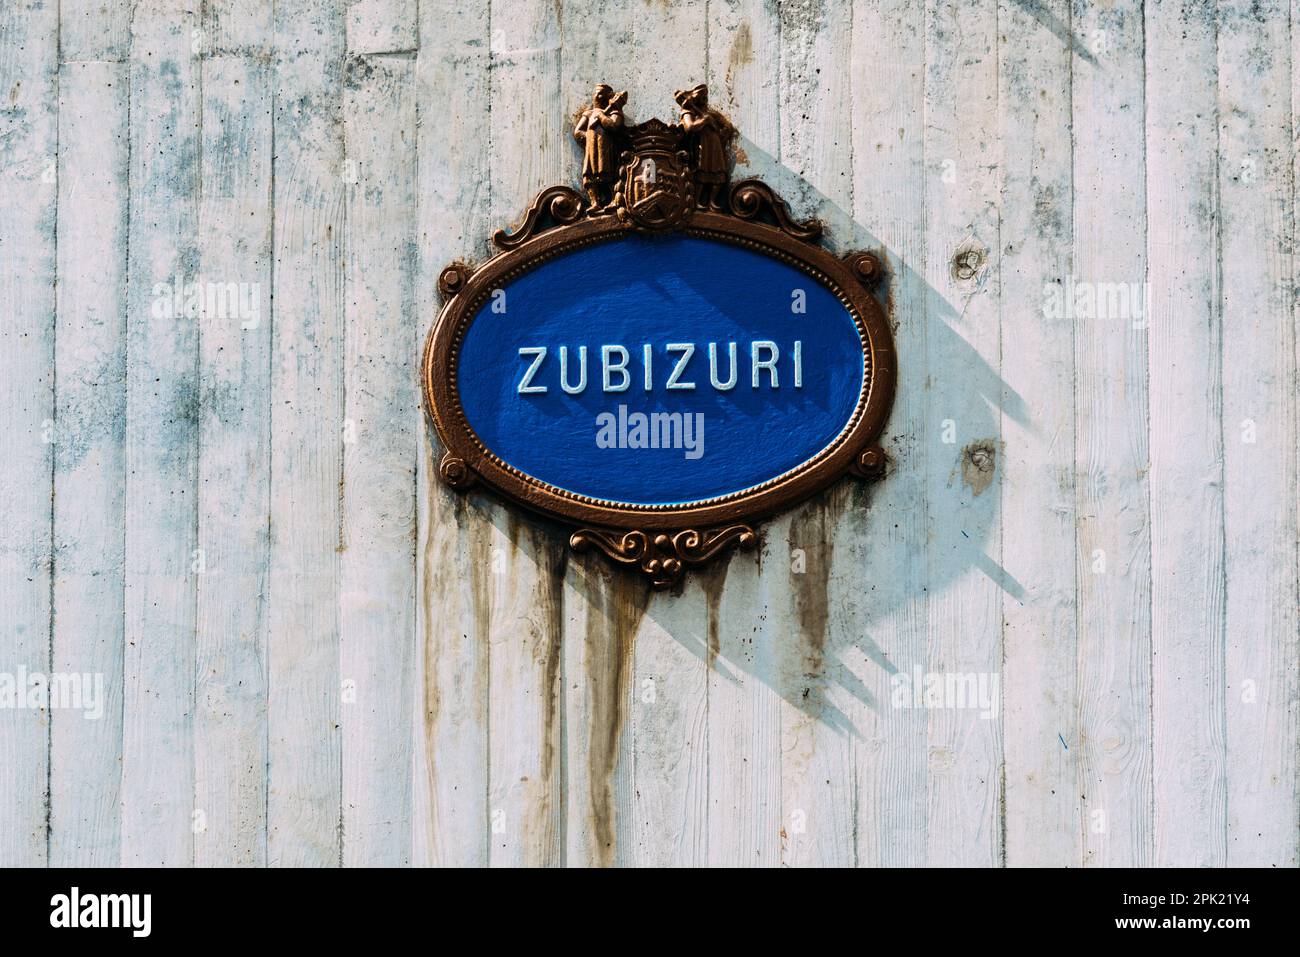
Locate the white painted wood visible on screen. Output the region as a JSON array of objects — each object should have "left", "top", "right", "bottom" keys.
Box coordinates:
[
  {"left": 563, "top": 563, "right": 646, "bottom": 868},
  {"left": 266, "top": 0, "right": 345, "bottom": 867},
  {"left": 12, "top": 0, "right": 1300, "bottom": 870},
  {"left": 847, "top": 0, "right": 928, "bottom": 868},
  {"left": 620, "top": 0, "right": 713, "bottom": 871},
  {"left": 630, "top": 595, "right": 710, "bottom": 867},
  {"left": 60, "top": 0, "right": 131, "bottom": 63},
  {"left": 194, "top": 48, "right": 273, "bottom": 867},
  {"left": 340, "top": 49, "right": 418, "bottom": 866},
  {"left": 556, "top": 3, "right": 642, "bottom": 870},
  {"left": 484, "top": 0, "right": 566, "bottom": 867},
  {"left": 120, "top": 0, "right": 201, "bottom": 867},
  {"left": 996, "top": 0, "right": 1078, "bottom": 867},
  {"left": 776, "top": 0, "right": 859, "bottom": 869},
  {"left": 0, "top": 0, "right": 58, "bottom": 868},
  {"left": 347, "top": 0, "right": 418, "bottom": 55},
  {"left": 920, "top": 0, "right": 1004, "bottom": 867},
  {"left": 411, "top": 0, "right": 492, "bottom": 868},
  {"left": 1145, "top": 0, "right": 1228, "bottom": 868},
  {"left": 202, "top": 0, "right": 271, "bottom": 55},
  {"left": 555, "top": 1, "right": 719, "bottom": 870},
  {"left": 1072, "top": 0, "right": 1154, "bottom": 868},
  {"left": 1217, "top": 0, "right": 1299, "bottom": 868},
  {"left": 48, "top": 59, "right": 129, "bottom": 867},
  {"left": 1293, "top": 0, "right": 1300, "bottom": 871},
  {"left": 704, "top": 0, "right": 784, "bottom": 868}
]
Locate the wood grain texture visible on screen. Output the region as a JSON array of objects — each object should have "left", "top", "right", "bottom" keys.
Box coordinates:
[
  {"left": 623, "top": 0, "right": 712, "bottom": 871},
  {"left": 847, "top": 0, "right": 928, "bottom": 868},
  {"left": 121, "top": 0, "right": 202, "bottom": 867},
  {"left": 49, "top": 58, "right": 129, "bottom": 868},
  {"left": 0, "top": 0, "right": 58, "bottom": 868},
  {"left": 411, "top": 0, "right": 491, "bottom": 869},
  {"left": 60, "top": 0, "right": 131, "bottom": 63},
  {"left": 557, "top": 1, "right": 641, "bottom": 869},
  {"left": 266, "top": 0, "right": 345, "bottom": 867},
  {"left": 997, "top": 0, "right": 1078, "bottom": 867},
  {"left": 1072, "top": 0, "right": 1154, "bottom": 868},
  {"left": 12, "top": 0, "right": 1299, "bottom": 869},
  {"left": 704, "top": 0, "right": 784, "bottom": 868},
  {"left": 920, "top": 0, "right": 1004, "bottom": 867},
  {"left": 1146, "top": 0, "right": 1228, "bottom": 868},
  {"left": 776, "top": 0, "right": 858, "bottom": 869},
  {"left": 484, "top": 0, "right": 566, "bottom": 868},
  {"left": 340, "top": 48, "right": 418, "bottom": 867},
  {"left": 1217, "top": 0, "right": 1299, "bottom": 868},
  {"left": 194, "top": 49, "right": 273, "bottom": 867}
]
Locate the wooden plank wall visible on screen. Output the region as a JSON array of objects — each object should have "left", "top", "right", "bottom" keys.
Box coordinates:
[{"left": 0, "top": 0, "right": 1295, "bottom": 867}]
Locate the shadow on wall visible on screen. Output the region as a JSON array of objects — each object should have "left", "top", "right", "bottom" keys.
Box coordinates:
[
  {"left": 633, "top": 139, "right": 1028, "bottom": 735},
  {"left": 441, "top": 136, "right": 1030, "bottom": 737}
]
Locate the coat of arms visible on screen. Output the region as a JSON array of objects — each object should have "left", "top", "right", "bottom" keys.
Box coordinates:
[
  {"left": 614, "top": 120, "right": 695, "bottom": 230},
  {"left": 569, "top": 83, "right": 737, "bottom": 230}
]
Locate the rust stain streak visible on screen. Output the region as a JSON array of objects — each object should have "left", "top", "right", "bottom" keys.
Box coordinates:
[
  {"left": 521, "top": 519, "right": 566, "bottom": 864},
  {"left": 786, "top": 485, "right": 847, "bottom": 721},
  {"left": 725, "top": 21, "right": 755, "bottom": 100},
  {"left": 466, "top": 498, "right": 493, "bottom": 862},
  {"left": 585, "top": 571, "right": 648, "bottom": 866},
  {"left": 419, "top": 491, "right": 440, "bottom": 850},
  {"left": 698, "top": 561, "right": 731, "bottom": 669}
]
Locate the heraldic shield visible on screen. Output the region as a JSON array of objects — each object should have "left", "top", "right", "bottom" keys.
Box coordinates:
[{"left": 615, "top": 119, "right": 695, "bottom": 231}]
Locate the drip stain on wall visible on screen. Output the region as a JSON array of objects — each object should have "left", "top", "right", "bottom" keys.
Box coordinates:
[{"left": 583, "top": 569, "right": 648, "bottom": 866}]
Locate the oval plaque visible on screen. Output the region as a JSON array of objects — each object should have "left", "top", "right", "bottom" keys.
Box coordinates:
[{"left": 423, "top": 84, "right": 896, "bottom": 587}]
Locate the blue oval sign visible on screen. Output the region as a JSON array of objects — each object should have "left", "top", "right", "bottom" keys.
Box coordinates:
[
  {"left": 424, "top": 100, "right": 896, "bottom": 589},
  {"left": 454, "top": 233, "right": 866, "bottom": 506}
]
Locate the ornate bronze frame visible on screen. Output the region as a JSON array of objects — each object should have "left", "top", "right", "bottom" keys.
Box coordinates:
[{"left": 422, "top": 85, "right": 896, "bottom": 587}]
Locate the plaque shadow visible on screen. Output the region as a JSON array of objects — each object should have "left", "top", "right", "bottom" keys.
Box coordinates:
[{"left": 592, "top": 140, "right": 1029, "bottom": 736}]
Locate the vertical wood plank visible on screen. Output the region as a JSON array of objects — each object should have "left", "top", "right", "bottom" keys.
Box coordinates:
[
  {"left": 268, "top": 0, "right": 345, "bottom": 867},
  {"left": 848, "top": 0, "right": 929, "bottom": 868},
  {"left": 346, "top": 0, "right": 418, "bottom": 55},
  {"left": 201, "top": 0, "right": 271, "bottom": 55},
  {"left": 921, "top": 0, "right": 1003, "bottom": 867},
  {"left": 776, "top": 0, "right": 858, "bottom": 868},
  {"left": 60, "top": 0, "right": 131, "bottom": 63},
  {"left": 340, "top": 48, "right": 418, "bottom": 867},
  {"left": 1293, "top": 0, "right": 1300, "bottom": 870},
  {"left": 120, "top": 0, "right": 202, "bottom": 867},
  {"left": 631, "top": 597, "right": 710, "bottom": 867},
  {"left": 1145, "top": 0, "right": 1228, "bottom": 868},
  {"left": 411, "top": 0, "right": 492, "bottom": 868},
  {"left": 485, "top": 0, "right": 566, "bottom": 868},
  {"left": 1217, "top": 0, "right": 1299, "bottom": 868},
  {"left": 1072, "top": 0, "right": 1153, "bottom": 868},
  {"left": 49, "top": 58, "right": 129, "bottom": 867},
  {"left": 0, "top": 0, "right": 58, "bottom": 868},
  {"left": 997, "top": 0, "right": 1079, "bottom": 866},
  {"left": 556, "top": 3, "right": 640, "bottom": 869},
  {"left": 561, "top": 563, "right": 643, "bottom": 867},
  {"left": 1292, "top": 0, "right": 1300, "bottom": 868},
  {"left": 194, "top": 44, "right": 273, "bottom": 867},
  {"left": 704, "top": 0, "right": 785, "bottom": 867},
  {"left": 622, "top": 0, "right": 713, "bottom": 872}
]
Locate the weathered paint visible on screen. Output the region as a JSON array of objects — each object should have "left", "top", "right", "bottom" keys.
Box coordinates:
[{"left": 0, "top": 0, "right": 1295, "bottom": 868}]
